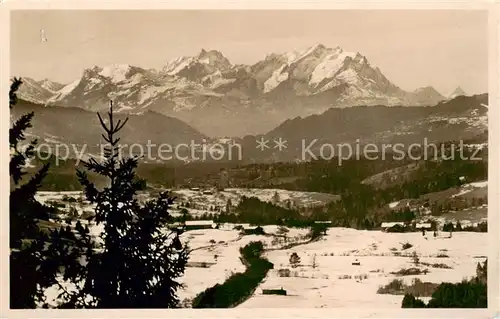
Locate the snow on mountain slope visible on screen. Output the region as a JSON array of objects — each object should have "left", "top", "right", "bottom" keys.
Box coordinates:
[
  {"left": 46, "top": 63, "right": 222, "bottom": 114},
  {"left": 14, "top": 77, "right": 55, "bottom": 104},
  {"left": 39, "top": 44, "right": 446, "bottom": 112},
  {"left": 448, "top": 86, "right": 467, "bottom": 99},
  {"left": 38, "top": 79, "right": 65, "bottom": 93},
  {"left": 24, "top": 44, "right": 459, "bottom": 136},
  {"left": 98, "top": 64, "right": 132, "bottom": 83},
  {"left": 309, "top": 49, "right": 356, "bottom": 86},
  {"left": 163, "top": 49, "right": 232, "bottom": 80}
]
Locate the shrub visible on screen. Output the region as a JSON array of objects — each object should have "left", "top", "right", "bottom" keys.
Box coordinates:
[
  {"left": 402, "top": 259, "right": 488, "bottom": 308},
  {"left": 402, "top": 294, "right": 426, "bottom": 308},
  {"left": 62, "top": 195, "right": 77, "bottom": 203},
  {"left": 379, "top": 278, "right": 438, "bottom": 297},
  {"left": 429, "top": 263, "right": 452, "bottom": 269},
  {"left": 242, "top": 226, "right": 266, "bottom": 236},
  {"left": 427, "top": 281, "right": 487, "bottom": 307},
  {"left": 289, "top": 252, "right": 301, "bottom": 268},
  {"left": 277, "top": 268, "right": 291, "bottom": 277},
  {"left": 402, "top": 242, "right": 413, "bottom": 250},
  {"left": 377, "top": 279, "right": 404, "bottom": 294},
  {"left": 391, "top": 268, "right": 428, "bottom": 276},
  {"left": 262, "top": 288, "right": 287, "bottom": 296}
]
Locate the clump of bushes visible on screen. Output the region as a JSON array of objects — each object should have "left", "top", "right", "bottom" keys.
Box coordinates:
[
  {"left": 277, "top": 268, "right": 291, "bottom": 277},
  {"left": 262, "top": 288, "right": 287, "bottom": 296},
  {"left": 378, "top": 278, "right": 439, "bottom": 297},
  {"left": 390, "top": 268, "right": 429, "bottom": 276},
  {"left": 62, "top": 195, "right": 77, "bottom": 203},
  {"left": 354, "top": 274, "right": 368, "bottom": 281},
  {"left": 241, "top": 226, "right": 266, "bottom": 236},
  {"left": 421, "top": 262, "right": 452, "bottom": 269},
  {"left": 401, "top": 260, "right": 487, "bottom": 308},
  {"left": 401, "top": 242, "right": 413, "bottom": 250}
]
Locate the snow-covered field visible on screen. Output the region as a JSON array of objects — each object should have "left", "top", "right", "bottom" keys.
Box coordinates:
[
  {"left": 39, "top": 221, "right": 487, "bottom": 308},
  {"left": 170, "top": 227, "right": 487, "bottom": 308},
  {"left": 239, "top": 229, "right": 487, "bottom": 308},
  {"left": 177, "top": 225, "right": 311, "bottom": 304},
  {"left": 35, "top": 190, "right": 487, "bottom": 309}
]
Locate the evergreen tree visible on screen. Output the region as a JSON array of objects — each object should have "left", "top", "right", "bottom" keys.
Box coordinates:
[
  {"left": 59, "top": 101, "right": 188, "bottom": 308},
  {"left": 401, "top": 294, "right": 426, "bottom": 308},
  {"left": 289, "top": 252, "right": 301, "bottom": 268},
  {"left": 9, "top": 77, "right": 59, "bottom": 308}
]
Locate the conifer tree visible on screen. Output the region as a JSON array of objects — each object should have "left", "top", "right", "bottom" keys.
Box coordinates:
[
  {"left": 289, "top": 252, "right": 301, "bottom": 268},
  {"left": 9, "top": 78, "right": 78, "bottom": 308},
  {"left": 60, "top": 101, "right": 188, "bottom": 308},
  {"left": 9, "top": 77, "right": 53, "bottom": 308}
]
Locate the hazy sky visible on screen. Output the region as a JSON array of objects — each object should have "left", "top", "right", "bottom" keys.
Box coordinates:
[{"left": 11, "top": 10, "right": 488, "bottom": 95}]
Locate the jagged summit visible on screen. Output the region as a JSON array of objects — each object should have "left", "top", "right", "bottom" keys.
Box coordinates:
[
  {"left": 16, "top": 44, "right": 455, "bottom": 136},
  {"left": 449, "top": 86, "right": 467, "bottom": 99}
]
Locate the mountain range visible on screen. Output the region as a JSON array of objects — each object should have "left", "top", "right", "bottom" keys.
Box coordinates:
[
  {"left": 13, "top": 44, "right": 469, "bottom": 137},
  {"left": 12, "top": 93, "right": 487, "bottom": 164}
]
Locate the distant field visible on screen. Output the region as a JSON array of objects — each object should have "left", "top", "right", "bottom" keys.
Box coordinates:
[
  {"left": 35, "top": 187, "right": 488, "bottom": 309},
  {"left": 239, "top": 229, "right": 487, "bottom": 308},
  {"left": 172, "top": 187, "right": 340, "bottom": 216}
]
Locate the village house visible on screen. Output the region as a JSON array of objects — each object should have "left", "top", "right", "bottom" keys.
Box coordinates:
[
  {"left": 168, "top": 220, "right": 216, "bottom": 231},
  {"left": 185, "top": 220, "right": 217, "bottom": 230},
  {"left": 380, "top": 222, "right": 405, "bottom": 231}
]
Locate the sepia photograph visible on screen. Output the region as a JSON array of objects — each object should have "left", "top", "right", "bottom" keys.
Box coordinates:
[{"left": 5, "top": 6, "right": 497, "bottom": 315}]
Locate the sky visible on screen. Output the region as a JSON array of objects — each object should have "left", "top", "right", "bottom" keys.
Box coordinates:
[{"left": 10, "top": 10, "right": 488, "bottom": 95}]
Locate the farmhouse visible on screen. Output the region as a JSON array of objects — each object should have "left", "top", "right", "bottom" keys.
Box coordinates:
[
  {"left": 380, "top": 222, "right": 406, "bottom": 232},
  {"left": 185, "top": 220, "right": 217, "bottom": 230},
  {"left": 168, "top": 220, "right": 216, "bottom": 231}
]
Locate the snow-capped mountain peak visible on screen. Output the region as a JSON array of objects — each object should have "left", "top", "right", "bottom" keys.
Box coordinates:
[
  {"left": 162, "top": 49, "right": 232, "bottom": 78},
  {"left": 197, "top": 49, "right": 232, "bottom": 67},
  {"left": 38, "top": 78, "right": 65, "bottom": 93},
  {"left": 18, "top": 44, "right": 456, "bottom": 137},
  {"left": 96, "top": 64, "right": 133, "bottom": 83},
  {"left": 449, "top": 86, "right": 467, "bottom": 99},
  {"left": 14, "top": 77, "right": 55, "bottom": 104}
]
